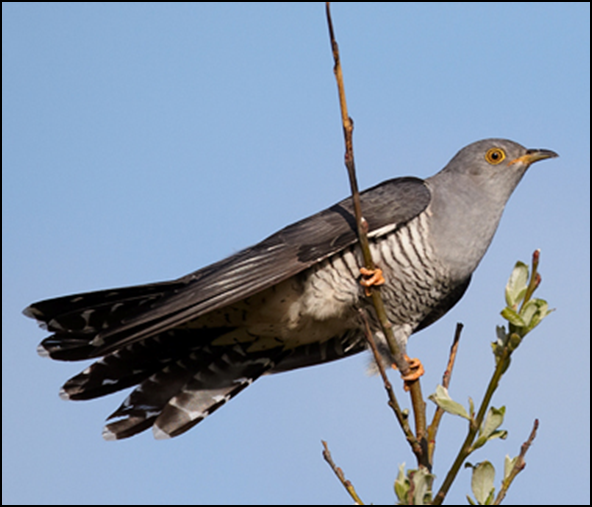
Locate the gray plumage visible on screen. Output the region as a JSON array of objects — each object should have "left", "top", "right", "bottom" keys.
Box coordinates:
[{"left": 24, "top": 138, "right": 557, "bottom": 440}]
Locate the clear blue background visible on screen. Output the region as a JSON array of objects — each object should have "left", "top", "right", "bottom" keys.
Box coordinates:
[{"left": 3, "top": 3, "right": 589, "bottom": 505}]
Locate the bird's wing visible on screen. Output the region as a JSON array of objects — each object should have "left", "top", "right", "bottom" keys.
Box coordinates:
[{"left": 26, "top": 177, "right": 430, "bottom": 359}]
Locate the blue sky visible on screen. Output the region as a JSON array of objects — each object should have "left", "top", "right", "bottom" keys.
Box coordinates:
[{"left": 3, "top": 3, "right": 589, "bottom": 505}]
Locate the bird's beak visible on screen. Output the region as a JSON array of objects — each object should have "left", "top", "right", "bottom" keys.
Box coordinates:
[{"left": 508, "top": 148, "right": 559, "bottom": 167}]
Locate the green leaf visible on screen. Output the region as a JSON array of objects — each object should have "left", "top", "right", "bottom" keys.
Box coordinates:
[
  {"left": 411, "top": 467, "right": 434, "bottom": 505},
  {"left": 394, "top": 466, "right": 434, "bottom": 505},
  {"left": 501, "top": 307, "right": 525, "bottom": 327},
  {"left": 504, "top": 455, "right": 518, "bottom": 480},
  {"left": 505, "top": 261, "right": 529, "bottom": 307},
  {"left": 487, "top": 429, "right": 508, "bottom": 442},
  {"left": 481, "top": 406, "right": 505, "bottom": 437},
  {"left": 524, "top": 298, "right": 553, "bottom": 332},
  {"left": 520, "top": 300, "right": 539, "bottom": 329},
  {"left": 472, "top": 436, "right": 487, "bottom": 451},
  {"left": 428, "top": 385, "right": 470, "bottom": 420},
  {"left": 394, "top": 463, "right": 409, "bottom": 503},
  {"left": 473, "top": 407, "right": 506, "bottom": 450},
  {"left": 471, "top": 461, "right": 496, "bottom": 505}
]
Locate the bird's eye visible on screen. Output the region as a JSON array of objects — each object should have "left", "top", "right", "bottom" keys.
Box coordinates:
[{"left": 485, "top": 148, "right": 506, "bottom": 165}]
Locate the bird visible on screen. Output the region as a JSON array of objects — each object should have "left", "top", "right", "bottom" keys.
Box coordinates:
[{"left": 24, "top": 138, "right": 557, "bottom": 440}]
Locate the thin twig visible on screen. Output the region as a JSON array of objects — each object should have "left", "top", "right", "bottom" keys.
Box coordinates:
[
  {"left": 432, "top": 340, "right": 514, "bottom": 504},
  {"left": 442, "top": 324, "right": 463, "bottom": 390},
  {"left": 427, "top": 323, "right": 463, "bottom": 463},
  {"left": 322, "top": 440, "right": 365, "bottom": 505},
  {"left": 360, "top": 310, "right": 424, "bottom": 462},
  {"left": 325, "top": 0, "right": 427, "bottom": 454},
  {"left": 493, "top": 419, "right": 539, "bottom": 505}
]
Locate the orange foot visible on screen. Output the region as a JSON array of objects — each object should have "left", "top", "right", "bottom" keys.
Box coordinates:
[
  {"left": 392, "top": 355, "right": 425, "bottom": 390},
  {"left": 359, "top": 267, "right": 385, "bottom": 296}
]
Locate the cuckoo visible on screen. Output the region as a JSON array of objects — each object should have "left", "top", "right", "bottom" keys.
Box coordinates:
[{"left": 24, "top": 138, "right": 557, "bottom": 440}]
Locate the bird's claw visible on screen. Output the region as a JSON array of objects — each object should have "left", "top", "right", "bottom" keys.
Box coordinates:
[
  {"left": 359, "top": 267, "right": 385, "bottom": 296},
  {"left": 391, "top": 355, "right": 425, "bottom": 391}
]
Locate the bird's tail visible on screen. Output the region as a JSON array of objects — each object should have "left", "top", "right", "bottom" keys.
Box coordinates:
[
  {"left": 26, "top": 286, "right": 287, "bottom": 440},
  {"left": 24, "top": 281, "right": 184, "bottom": 361},
  {"left": 101, "top": 341, "right": 286, "bottom": 440}
]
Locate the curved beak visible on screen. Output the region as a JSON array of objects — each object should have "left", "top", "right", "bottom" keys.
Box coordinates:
[{"left": 508, "top": 148, "right": 559, "bottom": 167}]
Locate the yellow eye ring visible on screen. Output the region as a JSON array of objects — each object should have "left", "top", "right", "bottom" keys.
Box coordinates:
[{"left": 485, "top": 148, "right": 506, "bottom": 165}]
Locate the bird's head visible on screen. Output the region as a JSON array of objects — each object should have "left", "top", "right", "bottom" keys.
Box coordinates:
[
  {"left": 433, "top": 138, "right": 558, "bottom": 207},
  {"left": 442, "top": 138, "right": 558, "bottom": 191}
]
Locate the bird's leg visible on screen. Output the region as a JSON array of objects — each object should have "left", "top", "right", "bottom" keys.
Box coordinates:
[{"left": 359, "top": 267, "right": 385, "bottom": 296}]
